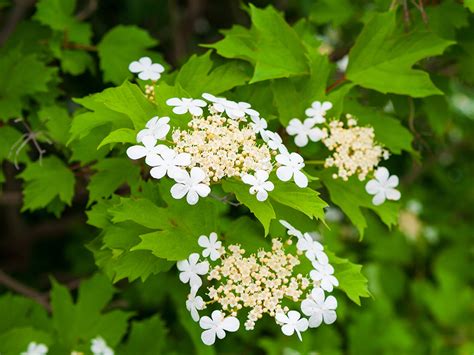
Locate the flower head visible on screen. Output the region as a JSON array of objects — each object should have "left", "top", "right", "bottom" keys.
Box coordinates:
[
  {"left": 137, "top": 116, "right": 171, "bottom": 142},
  {"left": 199, "top": 310, "right": 240, "bottom": 345},
  {"left": 305, "top": 101, "right": 332, "bottom": 123},
  {"left": 365, "top": 167, "right": 401, "bottom": 205},
  {"left": 186, "top": 293, "right": 206, "bottom": 322},
  {"left": 126, "top": 135, "right": 167, "bottom": 166},
  {"left": 198, "top": 232, "right": 222, "bottom": 261},
  {"left": 177, "top": 253, "right": 210, "bottom": 291},
  {"left": 166, "top": 97, "right": 207, "bottom": 116},
  {"left": 242, "top": 170, "right": 274, "bottom": 201},
  {"left": 91, "top": 336, "right": 114, "bottom": 355},
  {"left": 21, "top": 342, "right": 48, "bottom": 355},
  {"left": 149, "top": 146, "right": 191, "bottom": 179},
  {"left": 170, "top": 167, "right": 211, "bottom": 205},
  {"left": 275, "top": 152, "right": 308, "bottom": 188},
  {"left": 301, "top": 288, "right": 337, "bottom": 328},
  {"left": 275, "top": 310, "right": 309, "bottom": 341},
  {"left": 286, "top": 118, "right": 325, "bottom": 147},
  {"left": 129, "top": 57, "right": 165, "bottom": 81}
]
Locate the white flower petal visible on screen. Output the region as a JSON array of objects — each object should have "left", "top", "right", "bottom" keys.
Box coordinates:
[
  {"left": 171, "top": 183, "right": 189, "bottom": 199},
  {"left": 372, "top": 191, "right": 386, "bottom": 206},
  {"left": 375, "top": 167, "right": 389, "bottom": 183},
  {"left": 201, "top": 329, "right": 216, "bottom": 346},
  {"left": 293, "top": 170, "right": 308, "bottom": 188},
  {"left": 150, "top": 165, "right": 167, "bottom": 179},
  {"left": 126, "top": 145, "right": 147, "bottom": 160}
]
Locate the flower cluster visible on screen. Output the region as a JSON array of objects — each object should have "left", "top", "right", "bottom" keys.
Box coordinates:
[
  {"left": 176, "top": 221, "right": 339, "bottom": 345},
  {"left": 126, "top": 87, "right": 309, "bottom": 204},
  {"left": 321, "top": 115, "right": 389, "bottom": 181}
]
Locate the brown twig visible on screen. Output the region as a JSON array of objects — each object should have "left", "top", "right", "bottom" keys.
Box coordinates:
[
  {"left": 0, "top": 269, "right": 51, "bottom": 312},
  {"left": 75, "top": 0, "right": 98, "bottom": 21},
  {"left": 325, "top": 75, "right": 347, "bottom": 94}
]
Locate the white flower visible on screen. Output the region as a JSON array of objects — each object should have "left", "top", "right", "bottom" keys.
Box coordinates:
[
  {"left": 365, "top": 167, "right": 401, "bottom": 206},
  {"left": 301, "top": 288, "right": 337, "bottom": 328},
  {"left": 275, "top": 310, "right": 309, "bottom": 341},
  {"left": 198, "top": 232, "right": 222, "bottom": 261},
  {"left": 91, "top": 336, "right": 114, "bottom": 355},
  {"left": 279, "top": 219, "right": 303, "bottom": 239},
  {"left": 249, "top": 115, "right": 268, "bottom": 138},
  {"left": 296, "top": 233, "right": 328, "bottom": 264},
  {"left": 149, "top": 146, "right": 191, "bottom": 179},
  {"left": 199, "top": 310, "right": 240, "bottom": 345},
  {"left": 136, "top": 116, "right": 171, "bottom": 142},
  {"left": 202, "top": 93, "right": 227, "bottom": 112},
  {"left": 126, "top": 135, "right": 167, "bottom": 166},
  {"left": 186, "top": 293, "right": 206, "bottom": 322},
  {"left": 241, "top": 170, "right": 274, "bottom": 202},
  {"left": 177, "top": 253, "right": 209, "bottom": 291},
  {"left": 202, "top": 93, "right": 258, "bottom": 119},
  {"left": 170, "top": 167, "right": 211, "bottom": 205},
  {"left": 286, "top": 118, "right": 325, "bottom": 147},
  {"left": 263, "top": 131, "right": 287, "bottom": 154},
  {"left": 166, "top": 97, "right": 207, "bottom": 116},
  {"left": 128, "top": 56, "right": 165, "bottom": 81},
  {"left": 305, "top": 101, "right": 332, "bottom": 123},
  {"left": 310, "top": 262, "right": 339, "bottom": 292},
  {"left": 21, "top": 342, "right": 48, "bottom": 355},
  {"left": 275, "top": 152, "right": 308, "bottom": 188}
]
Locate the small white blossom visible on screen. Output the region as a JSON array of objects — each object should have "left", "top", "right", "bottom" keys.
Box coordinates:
[
  {"left": 177, "top": 253, "right": 209, "bottom": 291},
  {"left": 305, "top": 101, "right": 332, "bottom": 123},
  {"left": 296, "top": 233, "right": 328, "bottom": 264},
  {"left": 275, "top": 152, "right": 308, "bottom": 188},
  {"left": 301, "top": 288, "right": 337, "bottom": 328},
  {"left": 365, "top": 167, "right": 401, "bottom": 206},
  {"left": 286, "top": 118, "right": 325, "bottom": 147},
  {"left": 275, "top": 310, "right": 309, "bottom": 341},
  {"left": 199, "top": 310, "right": 240, "bottom": 345},
  {"left": 202, "top": 93, "right": 227, "bottom": 112},
  {"left": 166, "top": 97, "right": 207, "bottom": 116},
  {"left": 228, "top": 101, "right": 260, "bottom": 119},
  {"left": 170, "top": 167, "right": 211, "bottom": 205},
  {"left": 21, "top": 342, "right": 48, "bottom": 355},
  {"left": 310, "top": 262, "right": 339, "bottom": 292},
  {"left": 126, "top": 135, "right": 167, "bottom": 166},
  {"left": 128, "top": 56, "right": 164, "bottom": 81},
  {"left": 279, "top": 219, "right": 303, "bottom": 239},
  {"left": 241, "top": 170, "right": 274, "bottom": 202},
  {"left": 263, "top": 131, "right": 287, "bottom": 153},
  {"left": 90, "top": 337, "right": 114, "bottom": 355},
  {"left": 186, "top": 293, "right": 206, "bottom": 322},
  {"left": 336, "top": 55, "right": 349, "bottom": 72},
  {"left": 249, "top": 115, "right": 268, "bottom": 138},
  {"left": 149, "top": 146, "right": 191, "bottom": 179},
  {"left": 198, "top": 232, "right": 222, "bottom": 261},
  {"left": 136, "top": 116, "right": 171, "bottom": 142}
]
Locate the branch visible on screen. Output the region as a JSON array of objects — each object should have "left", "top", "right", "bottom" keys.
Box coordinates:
[
  {"left": 0, "top": 0, "right": 37, "bottom": 46},
  {"left": 0, "top": 269, "right": 51, "bottom": 312},
  {"left": 75, "top": 0, "right": 98, "bottom": 21},
  {"left": 325, "top": 75, "right": 347, "bottom": 94}
]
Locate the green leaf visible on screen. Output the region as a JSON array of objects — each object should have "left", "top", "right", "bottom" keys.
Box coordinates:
[
  {"left": 308, "top": 0, "right": 355, "bottom": 26},
  {"left": 98, "top": 128, "right": 137, "bottom": 148},
  {"left": 0, "top": 48, "right": 56, "bottom": 120},
  {"left": 19, "top": 156, "right": 75, "bottom": 213},
  {"left": 346, "top": 11, "right": 453, "bottom": 97},
  {"left": 207, "top": 5, "right": 309, "bottom": 83},
  {"left": 88, "top": 158, "right": 140, "bottom": 203},
  {"left": 97, "top": 25, "right": 158, "bottom": 84},
  {"left": 222, "top": 179, "right": 275, "bottom": 235},
  {"left": 328, "top": 251, "right": 371, "bottom": 305},
  {"left": 0, "top": 126, "right": 29, "bottom": 164},
  {"left": 465, "top": 0, "right": 474, "bottom": 12},
  {"left": 175, "top": 51, "right": 250, "bottom": 96},
  {"left": 92, "top": 81, "right": 157, "bottom": 129},
  {"left": 38, "top": 105, "right": 71, "bottom": 145},
  {"left": 51, "top": 274, "right": 131, "bottom": 348},
  {"left": 59, "top": 49, "right": 94, "bottom": 75},
  {"left": 34, "top": 0, "right": 92, "bottom": 44},
  {"left": 0, "top": 294, "right": 50, "bottom": 334},
  {"left": 118, "top": 315, "right": 167, "bottom": 355},
  {"left": 320, "top": 171, "right": 399, "bottom": 237},
  {"left": 270, "top": 180, "right": 327, "bottom": 221},
  {"left": 108, "top": 197, "right": 168, "bottom": 229}
]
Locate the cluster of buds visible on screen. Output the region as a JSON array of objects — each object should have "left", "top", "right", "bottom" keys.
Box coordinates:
[
  {"left": 321, "top": 114, "right": 389, "bottom": 181},
  {"left": 176, "top": 221, "right": 339, "bottom": 345}
]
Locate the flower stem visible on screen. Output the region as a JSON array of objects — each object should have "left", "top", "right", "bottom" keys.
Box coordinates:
[{"left": 305, "top": 160, "right": 325, "bottom": 165}]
